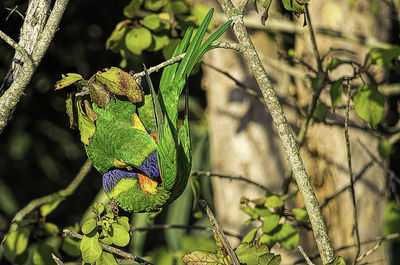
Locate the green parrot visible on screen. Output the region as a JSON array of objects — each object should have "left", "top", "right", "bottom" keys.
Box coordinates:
[{"left": 55, "top": 9, "right": 231, "bottom": 212}]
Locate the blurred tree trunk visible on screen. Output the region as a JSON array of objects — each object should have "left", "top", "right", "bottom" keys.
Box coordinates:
[{"left": 202, "top": 0, "right": 391, "bottom": 263}]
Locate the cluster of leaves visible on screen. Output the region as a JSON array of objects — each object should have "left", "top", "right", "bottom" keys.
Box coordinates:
[
  {"left": 2, "top": 193, "right": 69, "bottom": 264},
  {"left": 239, "top": 194, "right": 309, "bottom": 251},
  {"left": 182, "top": 239, "right": 281, "bottom": 265},
  {"left": 79, "top": 202, "right": 130, "bottom": 264},
  {"left": 106, "top": 0, "right": 213, "bottom": 67}
]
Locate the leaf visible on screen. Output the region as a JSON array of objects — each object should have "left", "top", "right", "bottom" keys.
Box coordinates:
[
  {"left": 80, "top": 231, "right": 102, "bottom": 263},
  {"left": 241, "top": 205, "right": 259, "bottom": 219},
  {"left": 292, "top": 208, "right": 309, "bottom": 222},
  {"left": 123, "top": 0, "right": 143, "bottom": 18},
  {"left": 147, "top": 34, "right": 170, "bottom": 52},
  {"left": 235, "top": 242, "right": 269, "bottom": 265},
  {"left": 191, "top": 5, "right": 213, "bottom": 28},
  {"left": 54, "top": 73, "right": 83, "bottom": 90},
  {"left": 93, "top": 202, "right": 105, "bottom": 215},
  {"left": 165, "top": 0, "right": 189, "bottom": 15},
  {"left": 117, "top": 216, "right": 130, "bottom": 232},
  {"left": 144, "top": 0, "right": 168, "bottom": 11},
  {"left": 3, "top": 227, "right": 30, "bottom": 262},
  {"left": 242, "top": 227, "right": 259, "bottom": 243},
  {"left": 261, "top": 0, "right": 273, "bottom": 25},
  {"left": 82, "top": 218, "right": 97, "bottom": 234},
  {"left": 43, "top": 222, "right": 59, "bottom": 236},
  {"left": 66, "top": 93, "right": 75, "bottom": 128},
  {"left": 378, "top": 137, "right": 392, "bottom": 158},
  {"left": 96, "top": 252, "right": 119, "bottom": 265},
  {"left": 76, "top": 99, "right": 96, "bottom": 145},
  {"left": 268, "top": 255, "right": 282, "bottom": 265},
  {"left": 106, "top": 20, "right": 129, "bottom": 52},
  {"left": 62, "top": 236, "right": 81, "bottom": 257},
  {"left": 140, "top": 14, "right": 161, "bottom": 30},
  {"left": 312, "top": 102, "right": 329, "bottom": 122},
  {"left": 328, "top": 256, "right": 346, "bottom": 265},
  {"left": 282, "top": 0, "right": 305, "bottom": 14},
  {"left": 40, "top": 192, "right": 65, "bottom": 217},
  {"left": 33, "top": 244, "right": 58, "bottom": 265},
  {"left": 330, "top": 78, "right": 343, "bottom": 108},
  {"left": 261, "top": 214, "right": 280, "bottom": 233},
  {"left": 369, "top": 45, "right": 400, "bottom": 68},
  {"left": 250, "top": 0, "right": 258, "bottom": 13},
  {"left": 354, "top": 84, "right": 384, "bottom": 127},
  {"left": 324, "top": 57, "right": 351, "bottom": 71},
  {"left": 182, "top": 250, "right": 219, "bottom": 264},
  {"left": 384, "top": 201, "right": 400, "bottom": 238},
  {"left": 109, "top": 223, "right": 130, "bottom": 247},
  {"left": 259, "top": 233, "right": 275, "bottom": 248},
  {"left": 265, "top": 195, "right": 285, "bottom": 208},
  {"left": 273, "top": 224, "right": 299, "bottom": 250},
  {"left": 253, "top": 206, "right": 271, "bottom": 217},
  {"left": 93, "top": 67, "right": 143, "bottom": 103},
  {"left": 125, "top": 27, "right": 152, "bottom": 55}
]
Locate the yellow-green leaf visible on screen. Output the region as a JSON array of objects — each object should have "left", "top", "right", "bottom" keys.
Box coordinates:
[
  {"left": 40, "top": 192, "right": 65, "bottom": 217},
  {"left": 109, "top": 223, "right": 130, "bottom": 247},
  {"left": 378, "top": 137, "right": 392, "bottom": 158},
  {"left": 124, "top": 0, "right": 143, "bottom": 18},
  {"left": 80, "top": 231, "right": 102, "bottom": 263},
  {"left": 292, "top": 208, "right": 309, "bottom": 222},
  {"left": 54, "top": 73, "right": 83, "bottom": 90},
  {"left": 3, "top": 227, "right": 30, "bottom": 262},
  {"left": 140, "top": 14, "right": 161, "bottom": 30},
  {"left": 82, "top": 218, "right": 97, "bottom": 234},
  {"left": 330, "top": 78, "right": 343, "bottom": 108},
  {"left": 125, "top": 27, "right": 152, "bottom": 55},
  {"left": 261, "top": 214, "right": 280, "bottom": 233},
  {"left": 354, "top": 84, "right": 384, "bottom": 127}
]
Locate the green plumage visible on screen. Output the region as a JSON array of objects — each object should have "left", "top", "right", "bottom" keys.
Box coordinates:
[{"left": 57, "top": 9, "right": 231, "bottom": 212}]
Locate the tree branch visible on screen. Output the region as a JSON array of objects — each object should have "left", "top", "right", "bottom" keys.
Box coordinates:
[
  {"left": 216, "top": 0, "right": 334, "bottom": 263},
  {"left": 63, "top": 229, "right": 154, "bottom": 265},
  {"left": 0, "top": 0, "right": 69, "bottom": 134}
]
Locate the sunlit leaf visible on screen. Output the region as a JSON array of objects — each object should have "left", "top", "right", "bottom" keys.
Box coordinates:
[
  {"left": 147, "top": 34, "right": 170, "bottom": 52},
  {"left": 40, "top": 193, "right": 65, "bottom": 217},
  {"left": 124, "top": 0, "right": 143, "bottom": 18},
  {"left": 3, "top": 227, "right": 30, "bottom": 262},
  {"left": 242, "top": 227, "right": 259, "bottom": 243},
  {"left": 106, "top": 20, "right": 129, "bottom": 52},
  {"left": 261, "top": 214, "right": 280, "bottom": 233},
  {"left": 324, "top": 57, "right": 351, "bottom": 71},
  {"left": 369, "top": 45, "right": 400, "bottom": 68},
  {"left": 292, "top": 208, "right": 309, "bottom": 222},
  {"left": 144, "top": 0, "right": 168, "bottom": 11},
  {"left": 312, "top": 102, "right": 329, "bottom": 122},
  {"left": 82, "top": 218, "right": 97, "bottom": 234},
  {"left": 261, "top": 0, "right": 273, "bottom": 25},
  {"left": 80, "top": 231, "right": 102, "bottom": 263},
  {"left": 140, "top": 14, "right": 161, "bottom": 30},
  {"left": 265, "top": 195, "right": 285, "bottom": 208},
  {"left": 43, "top": 222, "right": 59, "bottom": 236},
  {"left": 96, "top": 252, "right": 119, "bottom": 265},
  {"left": 328, "top": 256, "right": 346, "bottom": 265},
  {"left": 378, "top": 137, "right": 393, "bottom": 158},
  {"left": 54, "top": 73, "right": 83, "bottom": 90},
  {"left": 33, "top": 244, "right": 58, "bottom": 265},
  {"left": 273, "top": 224, "right": 299, "bottom": 250},
  {"left": 182, "top": 250, "right": 219, "bottom": 264},
  {"left": 330, "top": 78, "right": 343, "bottom": 108},
  {"left": 125, "top": 27, "right": 152, "bottom": 55},
  {"left": 109, "top": 223, "right": 130, "bottom": 247},
  {"left": 354, "top": 84, "right": 384, "bottom": 127},
  {"left": 235, "top": 242, "right": 270, "bottom": 265}
]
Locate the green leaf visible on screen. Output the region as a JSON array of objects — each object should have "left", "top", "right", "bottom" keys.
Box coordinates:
[
  {"left": 282, "top": 0, "right": 305, "bottom": 14},
  {"left": 117, "top": 216, "right": 130, "bottom": 232},
  {"left": 125, "top": 27, "right": 152, "bottom": 55},
  {"left": 147, "top": 34, "right": 170, "bottom": 52},
  {"left": 62, "top": 236, "right": 81, "bottom": 257},
  {"left": 54, "top": 73, "right": 83, "bottom": 90},
  {"left": 165, "top": 0, "right": 189, "bottom": 15},
  {"left": 312, "top": 102, "right": 329, "bottom": 122},
  {"left": 162, "top": 38, "right": 181, "bottom": 59},
  {"left": 384, "top": 201, "right": 400, "bottom": 238},
  {"left": 354, "top": 84, "right": 384, "bottom": 127},
  {"left": 76, "top": 99, "right": 96, "bottom": 145},
  {"left": 241, "top": 205, "right": 259, "bottom": 219},
  {"left": 273, "top": 224, "right": 299, "bottom": 250},
  {"left": 250, "top": 0, "right": 258, "bottom": 13},
  {"left": 253, "top": 206, "right": 271, "bottom": 217},
  {"left": 327, "top": 256, "right": 346, "bottom": 265},
  {"left": 40, "top": 193, "right": 65, "bottom": 217},
  {"left": 124, "top": 0, "right": 143, "bottom": 18},
  {"left": 292, "top": 208, "right": 309, "bottom": 222},
  {"left": 235, "top": 242, "right": 269, "bottom": 265},
  {"left": 265, "top": 195, "right": 285, "bottom": 208},
  {"left": 82, "top": 219, "right": 97, "bottom": 234},
  {"left": 93, "top": 202, "right": 105, "bottom": 215},
  {"left": 140, "top": 14, "right": 161, "bottom": 30},
  {"left": 109, "top": 223, "right": 130, "bottom": 247},
  {"left": 369, "top": 45, "right": 400, "bottom": 68},
  {"left": 242, "top": 227, "right": 259, "bottom": 243},
  {"left": 96, "top": 252, "right": 119, "bottom": 265},
  {"left": 33, "top": 244, "right": 58, "bottom": 265},
  {"left": 80, "top": 231, "right": 102, "bottom": 263},
  {"left": 3, "top": 227, "right": 30, "bottom": 262},
  {"left": 191, "top": 5, "right": 213, "bottom": 28},
  {"left": 259, "top": 253, "right": 274, "bottom": 265},
  {"left": 150, "top": 248, "right": 175, "bottom": 265},
  {"left": 268, "top": 255, "right": 282, "bottom": 265},
  {"left": 106, "top": 20, "right": 129, "bottom": 52},
  {"left": 261, "top": 0, "right": 273, "bottom": 25},
  {"left": 144, "top": 0, "right": 168, "bottom": 11},
  {"left": 66, "top": 94, "right": 75, "bottom": 128},
  {"left": 182, "top": 250, "right": 219, "bottom": 264},
  {"left": 43, "top": 222, "right": 59, "bottom": 236},
  {"left": 324, "top": 57, "right": 351, "bottom": 71},
  {"left": 330, "top": 78, "right": 343, "bottom": 108},
  {"left": 261, "top": 214, "right": 280, "bottom": 233},
  {"left": 378, "top": 137, "right": 393, "bottom": 158},
  {"left": 259, "top": 233, "right": 275, "bottom": 248}
]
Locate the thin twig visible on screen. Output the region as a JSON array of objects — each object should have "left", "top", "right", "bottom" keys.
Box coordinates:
[
  {"left": 63, "top": 229, "right": 154, "bottom": 265},
  {"left": 321, "top": 161, "right": 373, "bottom": 209},
  {"left": 0, "top": 30, "right": 33, "bottom": 70},
  {"left": 199, "top": 199, "right": 240, "bottom": 265},
  {"left": 1, "top": 159, "right": 92, "bottom": 247},
  {"left": 345, "top": 81, "right": 361, "bottom": 265},
  {"left": 52, "top": 254, "right": 64, "bottom": 265},
  {"left": 298, "top": 245, "right": 315, "bottom": 265},
  {"left": 191, "top": 170, "right": 269, "bottom": 191},
  {"left": 5, "top": 6, "right": 24, "bottom": 20}
]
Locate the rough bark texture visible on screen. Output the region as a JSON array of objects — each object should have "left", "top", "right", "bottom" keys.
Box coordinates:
[{"left": 203, "top": 0, "right": 390, "bottom": 263}]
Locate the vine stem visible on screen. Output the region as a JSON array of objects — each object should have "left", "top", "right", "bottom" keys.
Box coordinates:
[{"left": 216, "top": 0, "right": 334, "bottom": 263}]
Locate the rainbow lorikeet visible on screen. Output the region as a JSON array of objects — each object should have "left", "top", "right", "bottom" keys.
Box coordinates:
[{"left": 55, "top": 9, "right": 231, "bottom": 212}]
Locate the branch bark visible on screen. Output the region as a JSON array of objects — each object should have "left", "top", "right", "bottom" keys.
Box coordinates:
[
  {"left": 216, "top": 1, "right": 334, "bottom": 263},
  {"left": 0, "top": 0, "right": 69, "bottom": 134}
]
